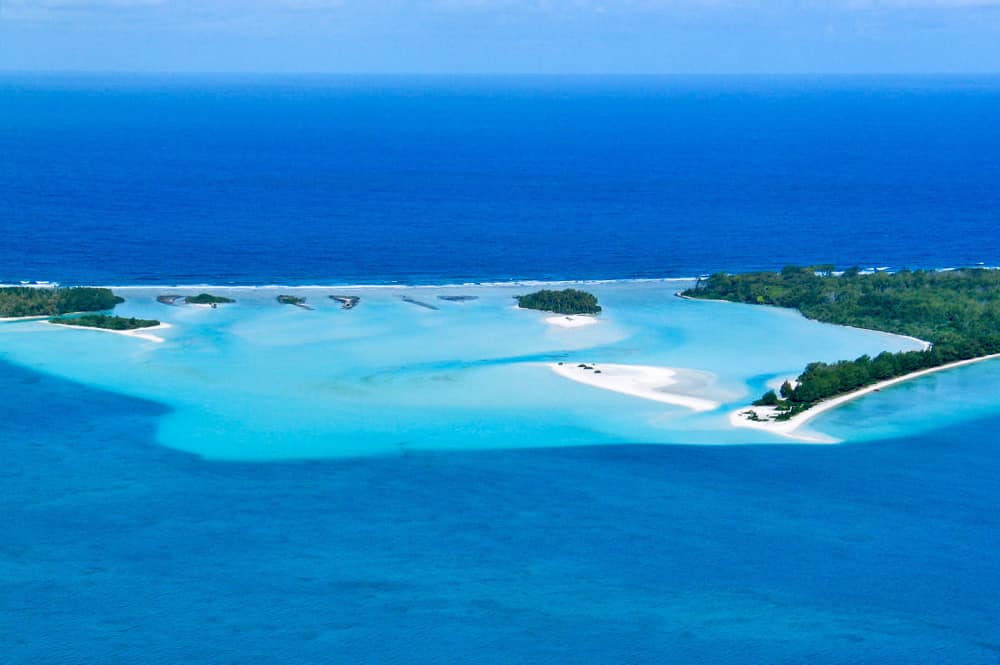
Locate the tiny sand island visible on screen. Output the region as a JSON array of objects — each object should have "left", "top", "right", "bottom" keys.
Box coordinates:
[
  {"left": 516, "top": 288, "right": 601, "bottom": 315},
  {"left": 550, "top": 362, "right": 719, "bottom": 412},
  {"left": 185, "top": 293, "right": 235, "bottom": 307},
  {"left": 277, "top": 295, "right": 313, "bottom": 310},
  {"left": 546, "top": 315, "right": 599, "bottom": 328},
  {"left": 517, "top": 288, "right": 603, "bottom": 328},
  {"left": 160, "top": 293, "right": 235, "bottom": 307},
  {"left": 331, "top": 295, "right": 360, "bottom": 310}
]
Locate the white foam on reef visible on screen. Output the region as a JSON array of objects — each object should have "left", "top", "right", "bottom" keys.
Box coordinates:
[
  {"left": 74, "top": 277, "right": 699, "bottom": 290},
  {"left": 12, "top": 264, "right": 1000, "bottom": 292}
]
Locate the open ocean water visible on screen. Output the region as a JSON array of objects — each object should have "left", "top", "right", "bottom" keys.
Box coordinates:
[
  {"left": 2, "top": 75, "right": 1000, "bottom": 662},
  {"left": 2, "top": 74, "right": 1000, "bottom": 285}
]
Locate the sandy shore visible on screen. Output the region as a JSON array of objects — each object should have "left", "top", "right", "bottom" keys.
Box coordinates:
[
  {"left": 549, "top": 362, "right": 719, "bottom": 412},
  {"left": 45, "top": 321, "right": 173, "bottom": 344},
  {"left": 545, "top": 315, "right": 599, "bottom": 328},
  {"left": 731, "top": 351, "right": 1000, "bottom": 442},
  {"left": 0, "top": 315, "right": 49, "bottom": 322}
]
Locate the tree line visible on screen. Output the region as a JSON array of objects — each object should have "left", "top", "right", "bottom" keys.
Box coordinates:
[
  {"left": 684, "top": 266, "right": 1000, "bottom": 416},
  {"left": 49, "top": 314, "right": 160, "bottom": 331},
  {"left": 516, "top": 289, "right": 602, "bottom": 315},
  {"left": 0, "top": 287, "right": 124, "bottom": 317}
]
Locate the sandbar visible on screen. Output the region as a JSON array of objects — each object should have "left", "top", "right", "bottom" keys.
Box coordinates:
[
  {"left": 1, "top": 315, "right": 49, "bottom": 322},
  {"left": 549, "top": 362, "right": 719, "bottom": 412},
  {"left": 545, "top": 315, "right": 598, "bottom": 328}
]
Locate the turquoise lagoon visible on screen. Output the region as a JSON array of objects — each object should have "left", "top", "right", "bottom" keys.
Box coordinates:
[{"left": 1, "top": 279, "right": 982, "bottom": 461}]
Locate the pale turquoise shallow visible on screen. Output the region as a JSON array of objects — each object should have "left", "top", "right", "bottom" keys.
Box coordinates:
[{"left": 1, "top": 280, "right": 995, "bottom": 460}]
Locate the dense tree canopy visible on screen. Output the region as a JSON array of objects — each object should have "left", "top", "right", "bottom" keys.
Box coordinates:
[
  {"left": 516, "top": 289, "right": 602, "bottom": 315},
  {"left": 684, "top": 267, "right": 1000, "bottom": 415},
  {"left": 185, "top": 293, "right": 235, "bottom": 304},
  {"left": 0, "top": 287, "right": 123, "bottom": 317},
  {"left": 49, "top": 314, "right": 160, "bottom": 331}
]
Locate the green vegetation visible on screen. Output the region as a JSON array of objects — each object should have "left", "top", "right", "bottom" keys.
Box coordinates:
[
  {"left": 516, "top": 289, "right": 602, "bottom": 315},
  {"left": 0, "top": 287, "right": 123, "bottom": 318},
  {"left": 185, "top": 293, "right": 235, "bottom": 305},
  {"left": 683, "top": 266, "right": 1000, "bottom": 416},
  {"left": 277, "top": 295, "right": 307, "bottom": 305},
  {"left": 50, "top": 314, "right": 160, "bottom": 331}
]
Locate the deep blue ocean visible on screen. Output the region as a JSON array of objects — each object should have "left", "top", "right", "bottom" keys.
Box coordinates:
[
  {"left": 4, "top": 356, "right": 999, "bottom": 662},
  {"left": 3, "top": 76, "right": 1000, "bottom": 663},
  {"left": 3, "top": 74, "right": 1000, "bottom": 284}
]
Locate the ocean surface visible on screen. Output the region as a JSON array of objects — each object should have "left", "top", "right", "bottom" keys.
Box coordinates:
[
  {"left": 2, "top": 75, "right": 1000, "bottom": 662},
  {"left": 3, "top": 74, "right": 1000, "bottom": 285}
]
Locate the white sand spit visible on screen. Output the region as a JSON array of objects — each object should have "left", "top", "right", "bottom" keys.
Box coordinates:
[
  {"left": 549, "top": 362, "right": 719, "bottom": 412},
  {"left": 732, "top": 352, "right": 1000, "bottom": 442},
  {"left": 545, "top": 315, "right": 599, "bottom": 328}
]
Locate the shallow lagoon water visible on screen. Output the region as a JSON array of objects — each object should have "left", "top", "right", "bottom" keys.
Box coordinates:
[
  {"left": 0, "top": 280, "right": 964, "bottom": 460},
  {"left": 5, "top": 76, "right": 1000, "bottom": 662},
  {"left": 2, "top": 354, "right": 999, "bottom": 663},
  {"left": 4, "top": 281, "right": 1000, "bottom": 662}
]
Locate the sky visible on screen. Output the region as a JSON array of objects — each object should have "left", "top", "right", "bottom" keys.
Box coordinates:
[{"left": 1, "top": 0, "right": 999, "bottom": 74}]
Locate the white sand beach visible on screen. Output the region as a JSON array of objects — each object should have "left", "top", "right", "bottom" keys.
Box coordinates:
[
  {"left": 545, "top": 315, "right": 598, "bottom": 328},
  {"left": 0, "top": 315, "right": 50, "bottom": 322},
  {"left": 45, "top": 321, "right": 173, "bottom": 344},
  {"left": 549, "top": 362, "right": 719, "bottom": 412},
  {"left": 731, "top": 352, "right": 1000, "bottom": 442}
]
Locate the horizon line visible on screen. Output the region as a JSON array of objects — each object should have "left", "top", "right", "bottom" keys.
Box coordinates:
[{"left": 3, "top": 69, "right": 1000, "bottom": 78}]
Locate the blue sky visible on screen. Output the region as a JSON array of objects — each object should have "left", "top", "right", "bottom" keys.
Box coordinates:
[{"left": 1, "top": 1, "right": 999, "bottom": 73}]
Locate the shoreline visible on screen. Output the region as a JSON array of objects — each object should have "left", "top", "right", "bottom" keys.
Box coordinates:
[
  {"left": 549, "top": 362, "right": 719, "bottom": 412},
  {"left": 677, "top": 292, "right": 932, "bottom": 351},
  {"left": 45, "top": 321, "right": 173, "bottom": 344},
  {"left": 731, "top": 351, "right": 1000, "bottom": 442}
]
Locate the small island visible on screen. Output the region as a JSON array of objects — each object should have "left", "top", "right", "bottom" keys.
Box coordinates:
[
  {"left": 185, "top": 293, "right": 235, "bottom": 305},
  {"left": 1, "top": 286, "right": 123, "bottom": 318},
  {"left": 277, "top": 295, "right": 313, "bottom": 310},
  {"left": 400, "top": 295, "right": 439, "bottom": 310},
  {"left": 683, "top": 266, "right": 1000, "bottom": 429},
  {"left": 515, "top": 289, "right": 602, "bottom": 315},
  {"left": 49, "top": 314, "right": 161, "bottom": 331},
  {"left": 438, "top": 295, "right": 478, "bottom": 302},
  {"left": 330, "top": 295, "right": 360, "bottom": 310}
]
